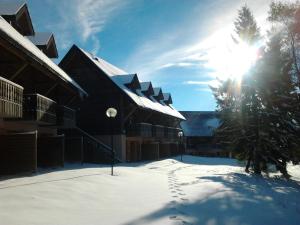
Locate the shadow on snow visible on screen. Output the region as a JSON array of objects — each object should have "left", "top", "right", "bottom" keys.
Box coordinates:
[{"left": 122, "top": 173, "right": 300, "bottom": 225}]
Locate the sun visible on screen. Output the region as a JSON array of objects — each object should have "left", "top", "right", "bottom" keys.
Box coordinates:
[
  {"left": 228, "top": 42, "right": 259, "bottom": 79},
  {"left": 205, "top": 32, "right": 260, "bottom": 81}
]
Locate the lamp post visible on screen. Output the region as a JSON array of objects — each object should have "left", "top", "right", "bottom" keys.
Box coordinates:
[
  {"left": 106, "top": 107, "right": 118, "bottom": 176},
  {"left": 178, "top": 131, "right": 183, "bottom": 162}
]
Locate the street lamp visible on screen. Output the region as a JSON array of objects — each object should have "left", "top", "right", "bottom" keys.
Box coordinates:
[
  {"left": 106, "top": 107, "right": 118, "bottom": 176},
  {"left": 178, "top": 131, "right": 183, "bottom": 162}
]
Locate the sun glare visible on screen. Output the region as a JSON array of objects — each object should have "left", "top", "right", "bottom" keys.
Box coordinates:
[
  {"left": 229, "top": 42, "right": 258, "bottom": 79},
  {"left": 205, "top": 31, "right": 260, "bottom": 81}
]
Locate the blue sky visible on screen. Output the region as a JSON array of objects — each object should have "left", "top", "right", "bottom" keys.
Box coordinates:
[{"left": 26, "top": 0, "right": 276, "bottom": 111}]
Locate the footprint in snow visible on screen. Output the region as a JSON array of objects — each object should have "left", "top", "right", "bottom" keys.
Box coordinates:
[{"left": 169, "top": 215, "right": 181, "bottom": 221}]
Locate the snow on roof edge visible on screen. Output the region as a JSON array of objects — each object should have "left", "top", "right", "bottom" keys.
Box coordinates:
[
  {"left": 76, "top": 46, "right": 185, "bottom": 120},
  {"left": 0, "top": 16, "right": 87, "bottom": 97}
]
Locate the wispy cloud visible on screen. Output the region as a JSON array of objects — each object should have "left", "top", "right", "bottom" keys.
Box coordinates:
[
  {"left": 196, "top": 87, "right": 213, "bottom": 92},
  {"left": 184, "top": 80, "right": 221, "bottom": 88},
  {"left": 46, "top": 0, "right": 129, "bottom": 54}
]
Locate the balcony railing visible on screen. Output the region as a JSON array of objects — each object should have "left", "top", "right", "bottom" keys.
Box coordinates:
[
  {"left": 152, "top": 125, "right": 165, "bottom": 138},
  {"left": 127, "top": 123, "right": 152, "bottom": 137},
  {"left": 126, "top": 123, "right": 183, "bottom": 140},
  {"left": 57, "top": 105, "right": 76, "bottom": 127},
  {"left": 0, "top": 76, "right": 23, "bottom": 118},
  {"left": 23, "top": 94, "right": 57, "bottom": 124},
  {"left": 164, "top": 127, "right": 179, "bottom": 139}
]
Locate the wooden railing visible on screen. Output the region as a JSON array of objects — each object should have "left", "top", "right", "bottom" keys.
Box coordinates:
[
  {"left": 164, "top": 127, "right": 176, "bottom": 139},
  {"left": 57, "top": 105, "right": 76, "bottom": 127},
  {"left": 23, "top": 94, "right": 57, "bottom": 124},
  {"left": 0, "top": 76, "right": 23, "bottom": 118},
  {"left": 127, "top": 123, "right": 153, "bottom": 137},
  {"left": 59, "top": 127, "right": 121, "bottom": 163},
  {"left": 152, "top": 125, "right": 165, "bottom": 138}
]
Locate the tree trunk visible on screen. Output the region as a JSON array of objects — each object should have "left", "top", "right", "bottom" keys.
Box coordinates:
[
  {"left": 245, "top": 152, "right": 252, "bottom": 173},
  {"left": 253, "top": 147, "right": 261, "bottom": 175}
]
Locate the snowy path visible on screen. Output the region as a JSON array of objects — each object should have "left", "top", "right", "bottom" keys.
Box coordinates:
[{"left": 0, "top": 156, "right": 300, "bottom": 225}]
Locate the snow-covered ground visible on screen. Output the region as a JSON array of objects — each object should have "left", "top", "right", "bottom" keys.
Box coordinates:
[{"left": 0, "top": 156, "right": 299, "bottom": 225}]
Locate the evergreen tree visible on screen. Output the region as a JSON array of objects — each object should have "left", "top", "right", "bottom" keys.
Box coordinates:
[
  {"left": 268, "top": 1, "right": 300, "bottom": 85},
  {"left": 253, "top": 29, "right": 300, "bottom": 176},
  {"left": 213, "top": 6, "right": 263, "bottom": 174},
  {"left": 212, "top": 4, "right": 300, "bottom": 176},
  {"left": 234, "top": 5, "right": 261, "bottom": 45}
]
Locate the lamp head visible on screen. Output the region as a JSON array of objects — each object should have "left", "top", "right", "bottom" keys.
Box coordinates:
[
  {"left": 106, "top": 107, "right": 118, "bottom": 118},
  {"left": 178, "top": 131, "right": 183, "bottom": 137}
]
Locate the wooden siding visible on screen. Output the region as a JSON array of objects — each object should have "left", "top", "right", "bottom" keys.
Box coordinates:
[
  {"left": 37, "top": 135, "right": 64, "bottom": 168},
  {"left": 59, "top": 51, "right": 125, "bottom": 135},
  {"left": 152, "top": 125, "right": 164, "bottom": 138},
  {"left": 0, "top": 131, "right": 37, "bottom": 175},
  {"left": 141, "top": 143, "right": 159, "bottom": 160},
  {"left": 0, "top": 76, "right": 23, "bottom": 118},
  {"left": 126, "top": 123, "right": 152, "bottom": 138},
  {"left": 126, "top": 140, "right": 141, "bottom": 162},
  {"left": 83, "top": 136, "right": 112, "bottom": 164},
  {"left": 159, "top": 143, "right": 171, "bottom": 158},
  {"left": 57, "top": 105, "right": 76, "bottom": 127},
  {"left": 64, "top": 137, "right": 83, "bottom": 162}
]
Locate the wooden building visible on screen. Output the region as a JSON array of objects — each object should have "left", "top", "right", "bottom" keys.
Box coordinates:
[
  {"left": 0, "top": 2, "right": 88, "bottom": 175},
  {"left": 180, "top": 111, "right": 229, "bottom": 157},
  {"left": 59, "top": 45, "right": 186, "bottom": 162}
]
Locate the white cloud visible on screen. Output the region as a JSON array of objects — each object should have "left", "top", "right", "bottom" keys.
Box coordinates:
[
  {"left": 184, "top": 80, "right": 221, "bottom": 88},
  {"left": 47, "top": 0, "right": 129, "bottom": 54},
  {"left": 196, "top": 87, "right": 213, "bottom": 92},
  {"left": 159, "top": 62, "right": 196, "bottom": 69}
]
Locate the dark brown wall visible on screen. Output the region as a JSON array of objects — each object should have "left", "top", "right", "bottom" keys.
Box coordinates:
[
  {"left": 37, "top": 135, "right": 64, "bottom": 168},
  {"left": 60, "top": 48, "right": 130, "bottom": 135},
  {"left": 0, "top": 132, "right": 37, "bottom": 175}
]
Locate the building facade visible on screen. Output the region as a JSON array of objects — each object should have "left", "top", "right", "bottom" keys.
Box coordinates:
[
  {"left": 0, "top": 2, "right": 87, "bottom": 175},
  {"left": 180, "top": 111, "right": 229, "bottom": 157},
  {"left": 59, "top": 45, "right": 186, "bottom": 162}
]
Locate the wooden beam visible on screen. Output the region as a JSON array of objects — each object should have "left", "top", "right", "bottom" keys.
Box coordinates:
[
  {"left": 10, "top": 63, "right": 28, "bottom": 80},
  {"left": 144, "top": 110, "right": 153, "bottom": 122},
  {"left": 45, "top": 82, "right": 58, "bottom": 96},
  {"left": 124, "top": 105, "right": 137, "bottom": 123},
  {"left": 0, "top": 37, "right": 78, "bottom": 97},
  {"left": 66, "top": 95, "right": 77, "bottom": 105}
]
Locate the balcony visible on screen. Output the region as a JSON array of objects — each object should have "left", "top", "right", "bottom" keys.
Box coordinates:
[
  {"left": 57, "top": 105, "right": 76, "bottom": 127},
  {"left": 152, "top": 125, "right": 165, "bottom": 138},
  {"left": 127, "top": 123, "right": 152, "bottom": 138},
  {"left": 0, "top": 76, "right": 23, "bottom": 118},
  {"left": 23, "top": 94, "right": 57, "bottom": 124},
  {"left": 164, "top": 127, "right": 179, "bottom": 139}
]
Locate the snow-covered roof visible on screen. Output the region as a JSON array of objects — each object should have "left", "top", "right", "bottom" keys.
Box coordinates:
[
  {"left": 92, "top": 55, "right": 127, "bottom": 77},
  {"left": 153, "top": 87, "right": 164, "bottom": 101},
  {"left": 0, "top": 1, "right": 25, "bottom": 15},
  {"left": 111, "top": 74, "right": 135, "bottom": 85},
  {"left": 163, "top": 93, "right": 172, "bottom": 104},
  {"left": 26, "top": 32, "right": 58, "bottom": 58},
  {"left": 0, "top": 16, "right": 87, "bottom": 97},
  {"left": 26, "top": 32, "right": 53, "bottom": 46},
  {"left": 77, "top": 46, "right": 185, "bottom": 120},
  {"left": 140, "top": 82, "right": 151, "bottom": 91},
  {"left": 140, "top": 82, "right": 154, "bottom": 96},
  {"left": 180, "top": 111, "right": 220, "bottom": 137},
  {"left": 153, "top": 87, "right": 162, "bottom": 96}
]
